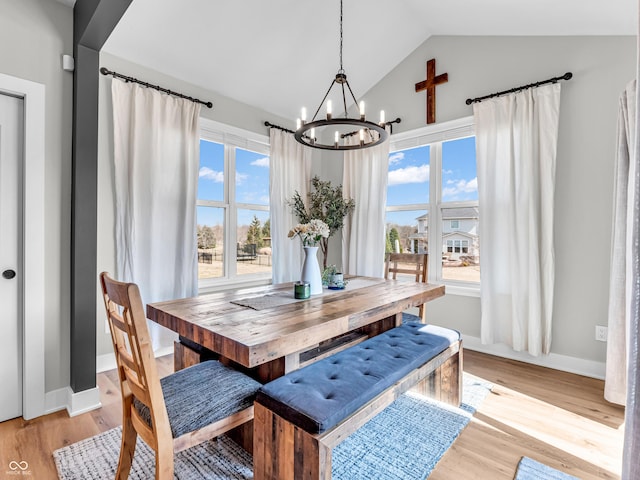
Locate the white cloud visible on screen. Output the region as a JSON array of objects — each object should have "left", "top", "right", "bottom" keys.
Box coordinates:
[
  {"left": 388, "top": 164, "right": 429, "bottom": 186},
  {"left": 388, "top": 152, "right": 405, "bottom": 165},
  {"left": 443, "top": 169, "right": 453, "bottom": 175},
  {"left": 236, "top": 172, "right": 249, "bottom": 184},
  {"left": 251, "top": 156, "right": 270, "bottom": 167},
  {"left": 442, "top": 177, "right": 478, "bottom": 198},
  {"left": 199, "top": 167, "right": 224, "bottom": 182},
  {"left": 259, "top": 195, "right": 270, "bottom": 204}
]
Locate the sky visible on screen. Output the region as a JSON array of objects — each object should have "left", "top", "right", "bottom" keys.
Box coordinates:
[
  {"left": 197, "top": 140, "right": 270, "bottom": 228},
  {"left": 197, "top": 136, "right": 477, "bottom": 230},
  {"left": 386, "top": 136, "right": 477, "bottom": 226}
]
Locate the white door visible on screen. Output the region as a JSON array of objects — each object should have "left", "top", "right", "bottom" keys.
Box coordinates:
[{"left": 0, "top": 92, "right": 23, "bottom": 422}]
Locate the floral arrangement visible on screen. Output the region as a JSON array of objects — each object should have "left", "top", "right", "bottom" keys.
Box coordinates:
[
  {"left": 288, "top": 219, "right": 330, "bottom": 247},
  {"left": 288, "top": 176, "right": 355, "bottom": 269}
]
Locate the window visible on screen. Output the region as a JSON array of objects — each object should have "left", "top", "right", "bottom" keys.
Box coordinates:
[
  {"left": 385, "top": 146, "right": 429, "bottom": 260},
  {"left": 386, "top": 117, "right": 480, "bottom": 287},
  {"left": 197, "top": 119, "right": 271, "bottom": 287},
  {"left": 445, "top": 239, "right": 470, "bottom": 253}
]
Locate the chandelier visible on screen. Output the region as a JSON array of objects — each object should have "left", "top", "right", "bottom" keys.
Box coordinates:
[{"left": 294, "top": 0, "right": 389, "bottom": 151}]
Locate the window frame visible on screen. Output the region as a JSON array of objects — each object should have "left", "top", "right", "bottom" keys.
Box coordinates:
[
  {"left": 197, "top": 118, "right": 271, "bottom": 292},
  {"left": 388, "top": 116, "right": 479, "bottom": 296}
]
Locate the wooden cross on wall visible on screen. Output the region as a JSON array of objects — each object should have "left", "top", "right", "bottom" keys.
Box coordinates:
[{"left": 415, "top": 58, "right": 448, "bottom": 124}]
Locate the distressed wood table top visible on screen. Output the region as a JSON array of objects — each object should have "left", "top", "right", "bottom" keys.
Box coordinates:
[{"left": 147, "top": 277, "right": 445, "bottom": 370}]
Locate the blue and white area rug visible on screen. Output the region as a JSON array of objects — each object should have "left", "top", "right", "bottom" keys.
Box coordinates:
[
  {"left": 514, "top": 457, "right": 581, "bottom": 480},
  {"left": 54, "top": 374, "right": 491, "bottom": 480}
]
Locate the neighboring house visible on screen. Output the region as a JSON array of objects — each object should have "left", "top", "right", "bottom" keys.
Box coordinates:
[
  {"left": 442, "top": 207, "right": 479, "bottom": 262},
  {"left": 411, "top": 207, "right": 479, "bottom": 262}
]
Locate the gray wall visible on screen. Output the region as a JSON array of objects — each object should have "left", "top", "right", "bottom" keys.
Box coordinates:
[
  {"left": 0, "top": 0, "right": 73, "bottom": 392},
  {"left": 363, "top": 36, "right": 635, "bottom": 363},
  {"left": 96, "top": 52, "right": 292, "bottom": 356}
]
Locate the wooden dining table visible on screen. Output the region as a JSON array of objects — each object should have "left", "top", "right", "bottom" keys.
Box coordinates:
[{"left": 146, "top": 276, "right": 445, "bottom": 383}]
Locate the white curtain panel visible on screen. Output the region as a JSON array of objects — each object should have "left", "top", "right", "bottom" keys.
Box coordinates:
[
  {"left": 473, "top": 84, "right": 561, "bottom": 356},
  {"left": 111, "top": 79, "right": 200, "bottom": 350},
  {"left": 269, "top": 128, "right": 311, "bottom": 283},
  {"left": 622, "top": 8, "right": 640, "bottom": 474},
  {"left": 605, "top": 80, "right": 636, "bottom": 406},
  {"left": 342, "top": 133, "right": 390, "bottom": 278}
]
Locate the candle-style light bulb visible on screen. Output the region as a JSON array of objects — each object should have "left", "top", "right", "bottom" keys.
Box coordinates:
[
  {"left": 327, "top": 100, "right": 333, "bottom": 120},
  {"left": 359, "top": 129, "right": 364, "bottom": 146},
  {"left": 379, "top": 110, "right": 385, "bottom": 125},
  {"left": 359, "top": 101, "right": 365, "bottom": 120},
  {"left": 296, "top": 118, "right": 301, "bottom": 130},
  {"left": 301, "top": 107, "right": 307, "bottom": 123},
  {"left": 334, "top": 130, "right": 339, "bottom": 147},
  {"left": 310, "top": 128, "right": 315, "bottom": 144}
]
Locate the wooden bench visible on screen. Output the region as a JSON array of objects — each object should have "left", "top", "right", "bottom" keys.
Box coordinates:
[{"left": 253, "top": 323, "right": 462, "bottom": 480}]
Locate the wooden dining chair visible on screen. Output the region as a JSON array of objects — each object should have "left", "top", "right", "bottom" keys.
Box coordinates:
[
  {"left": 384, "top": 253, "right": 429, "bottom": 323},
  {"left": 99, "top": 272, "right": 261, "bottom": 480}
]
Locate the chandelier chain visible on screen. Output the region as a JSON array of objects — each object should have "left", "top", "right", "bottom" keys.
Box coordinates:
[
  {"left": 339, "top": 0, "right": 343, "bottom": 73},
  {"left": 293, "top": 0, "right": 391, "bottom": 150}
]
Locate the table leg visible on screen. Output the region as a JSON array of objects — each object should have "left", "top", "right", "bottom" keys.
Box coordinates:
[{"left": 173, "top": 336, "right": 218, "bottom": 371}]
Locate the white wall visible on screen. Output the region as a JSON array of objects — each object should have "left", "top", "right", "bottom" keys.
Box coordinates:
[
  {"left": 0, "top": 0, "right": 73, "bottom": 392},
  {"left": 96, "top": 52, "right": 292, "bottom": 356},
  {"left": 363, "top": 36, "right": 636, "bottom": 368}
]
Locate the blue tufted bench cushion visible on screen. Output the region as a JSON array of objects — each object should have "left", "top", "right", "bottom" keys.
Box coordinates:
[
  {"left": 255, "top": 323, "right": 460, "bottom": 434},
  {"left": 134, "top": 360, "right": 262, "bottom": 438}
]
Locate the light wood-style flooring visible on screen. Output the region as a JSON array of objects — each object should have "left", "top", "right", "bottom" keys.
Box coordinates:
[{"left": 0, "top": 350, "right": 624, "bottom": 479}]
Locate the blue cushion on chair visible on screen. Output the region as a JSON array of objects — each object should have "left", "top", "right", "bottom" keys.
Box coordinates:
[
  {"left": 256, "top": 323, "right": 460, "bottom": 434},
  {"left": 134, "top": 360, "right": 261, "bottom": 438}
]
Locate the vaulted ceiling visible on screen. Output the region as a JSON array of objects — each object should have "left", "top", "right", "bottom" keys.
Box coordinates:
[{"left": 101, "top": 0, "right": 636, "bottom": 121}]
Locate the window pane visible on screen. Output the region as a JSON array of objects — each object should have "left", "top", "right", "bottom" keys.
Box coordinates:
[
  {"left": 198, "top": 140, "right": 224, "bottom": 201},
  {"left": 441, "top": 206, "right": 479, "bottom": 282},
  {"left": 442, "top": 137, "right": 477, "bottom": 202},
  {"left": 385, "top": 210, "right": 428, "bottom": 255},
  {"left": 387, "top": 146, "right": 430, "bottom": 206},
  {"left": 236, "top": 148, "right": 270, "bottom": 206},
  {"left": 236, "top": 209, "right": 272, "bottom": 276},
  {"left": 197, "top": 206, "right": 224, "bottom": 279}
]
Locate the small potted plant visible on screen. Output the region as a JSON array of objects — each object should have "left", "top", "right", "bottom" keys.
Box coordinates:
[{"left": 322, "top": 265, "right": 346, "bottom": 289}]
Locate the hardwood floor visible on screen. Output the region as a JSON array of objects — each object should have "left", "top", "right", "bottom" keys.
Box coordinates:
[{"left": 0, "top": 351, "right": 624, "bottom": 479}]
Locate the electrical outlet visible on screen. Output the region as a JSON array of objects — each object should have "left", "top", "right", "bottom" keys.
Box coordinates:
[{"left": 595, "top": 325, "right": 608, "bottom": 342}]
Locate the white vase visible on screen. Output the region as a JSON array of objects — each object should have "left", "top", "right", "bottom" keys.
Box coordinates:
[{"left": 301, "top": 246, "right": 323, "bottom": 295}]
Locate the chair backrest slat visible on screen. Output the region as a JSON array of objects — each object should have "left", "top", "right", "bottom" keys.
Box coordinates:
[
  {"left": 123, "top": 365, "right": 152, "bottom": 407},
  {"left": 384, "top": 253, "right": 428, "bottom": 283}
]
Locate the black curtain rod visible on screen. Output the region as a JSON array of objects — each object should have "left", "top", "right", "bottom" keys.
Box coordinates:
[
  {"left": 99, "top": 67, "right": 213, "bottom": 109},
  {"left": 264, "top": 118, "right": 402, "bottom": 137},
  {"left": 465, "top": 72, "right": 573, "bottom": 105},
  {"left": 264, "top": 121, "right": 295, "bottom": 134}
]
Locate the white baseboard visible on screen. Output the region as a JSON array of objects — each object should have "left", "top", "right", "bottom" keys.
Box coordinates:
[
  {"left": 66, "top": 386, "right": 102, "bottom": 417},
  {"left": 462, "top": 335, "right": 606, "bottom": 380},
  {"left": 96, "top": 345, "right": 174, "bottom": 373},
  {"left": 44, "top": 386, "right": 102, "bottom": 417},
  {"left": 44, "top": 387, "right": 68, "bottom": 415}
]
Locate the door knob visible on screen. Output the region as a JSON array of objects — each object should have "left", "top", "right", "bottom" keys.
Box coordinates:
[{"left": 2, "top": 269, "right": 16, "bottom": 279}]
